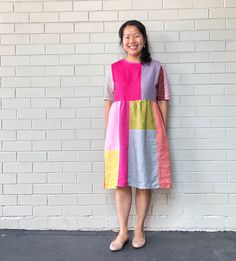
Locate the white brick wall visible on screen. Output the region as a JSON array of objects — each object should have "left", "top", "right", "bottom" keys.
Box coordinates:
[{"left": 0, "top": 0, "right": 236, "bottom": 231}]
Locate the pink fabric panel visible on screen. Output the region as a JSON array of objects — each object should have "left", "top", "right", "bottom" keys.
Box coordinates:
[
  {"left": 104, "top": 101, "right": 120, "bottom": 150},
  {"left": 152, "top": 102, "right": 172, "bottom": 188},
  {"left": 162, "top": 66, "right": 170, "bottom": 99},
  {"left": 118, "top": 101, "right": 129, "bottom": 187},
  {"left": 112, "top": 60, "right": 142, "bottom": 101}
]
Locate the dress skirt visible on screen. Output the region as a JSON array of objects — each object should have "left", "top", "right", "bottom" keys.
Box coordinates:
[{"left": 104, "top": 99, "right": 172, "bottom": 189}]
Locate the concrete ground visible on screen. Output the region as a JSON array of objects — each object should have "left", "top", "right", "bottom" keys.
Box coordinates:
[{"left": 0, "top": 230, "right": 235, "bottom": 261}]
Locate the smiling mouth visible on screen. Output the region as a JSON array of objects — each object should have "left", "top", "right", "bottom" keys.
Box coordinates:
[{"left": 129, "top": 45, "right": 138, "bottom": 50}]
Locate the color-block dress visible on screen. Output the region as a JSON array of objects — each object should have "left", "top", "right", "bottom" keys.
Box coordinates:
[{"left": 103, "top": 58, "right": 172, "bottom": 190}]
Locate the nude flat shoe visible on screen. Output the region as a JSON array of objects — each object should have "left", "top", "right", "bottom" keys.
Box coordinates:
[
  {"left": 132, "top": 233, "right": 146, "bottom": 249},
  {"left": 109, "top": 235, "right": 129, "bottom": 252}
]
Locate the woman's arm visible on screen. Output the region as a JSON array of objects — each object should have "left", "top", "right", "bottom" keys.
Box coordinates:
[
  {"left": 105, "top": 100, "right": 113, "bottom": 128},
  {"left": 158, "top": 100, "right": 168, "bottom": 129}
]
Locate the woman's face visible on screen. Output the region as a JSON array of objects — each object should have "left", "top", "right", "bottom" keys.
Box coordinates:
[{"left": 122, "top": 25, "right": 145, "bottom": 59}]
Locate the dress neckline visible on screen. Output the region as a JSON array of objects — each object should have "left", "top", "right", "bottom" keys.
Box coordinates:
[{"left": 123, "top": 58, "right": 141, "bottom": 64}]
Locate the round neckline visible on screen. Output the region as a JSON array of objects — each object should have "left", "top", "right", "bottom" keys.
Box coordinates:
[{"left": 123, "top": 58, "right": 141, "bottom": 64}]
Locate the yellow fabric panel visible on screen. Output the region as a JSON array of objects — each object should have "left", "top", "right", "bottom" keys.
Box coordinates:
[
  {"left": 104, "top": 150, "right": 119, "bottom": 189},
  {"left": 129, "top": 100, "right": 156, "bottom": 130}
]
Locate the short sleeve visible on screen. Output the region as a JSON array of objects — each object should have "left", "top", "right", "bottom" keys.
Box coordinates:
[
  {"left": 156, "top": 64, "right": 170, "bottom": 101},
  {"left": 103, "top": 64, "right": 114, "bottom": 102}
]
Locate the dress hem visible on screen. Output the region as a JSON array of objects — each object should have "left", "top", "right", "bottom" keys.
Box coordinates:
[{"left": 104, "top": 184, "right": 172, "bottom": 190}]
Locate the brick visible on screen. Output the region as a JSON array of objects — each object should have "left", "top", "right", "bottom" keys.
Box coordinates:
[
  {"left": 62, "top": 140, "right": 90, "bottom": 150},
  {"left": 44, "top": 1, "right": 72, "bottom": 11},
  {"left": 2, "top": 99, "right": 30, "bottom": 109},
  {"left": 180, "top": 31, "right": 209, "bottom": 41},
  {"left": 17, "top": 152, "right": 46, "bottom": 162},
  {"left": 3, "top": 206, "right": 32, "bottom": 216},
  {"left": 15, "top": 23, "right": 43, "bottom": 33},
  {"left": 149, "top": 10, "right": 178, "bottom": 20},
  {"left": 4, "top": 184, "right": 32, "bottom": 194},
  {"left": 30, "top": 12, "right": 58, "bottom": 22},
  {"left": 32, "top": 119, "right": 61, "bottom": 130},
  {"left": 193, "top": 0, "right": 223, "bottom": 8},
  {"left": 165, "top": 20, "right": 194, "bottom": 30},
  {"left": 3, "top": 120, "right": 31, "bottom": 130},
  {"left": 31, "top": 98, "right": 60, "bottom": 108},
  {"left": 14, "top": 2, "right": 42, "bottom": 12},
  {"left": 59, "top": 12, "right": 88, "bottom": 22},
  {"left": 210, "top": 8, "right": 236, "bottom": 18},
  {"left": 2, "top": 55, "right": 30, "bottom": 66},
  {"left": 0, "top": 131, "right": 16, "bottom": 141},
  {"left": 17, "top": 131, "right": 45, "bottom": 141},
  {"left": 16, "top": 88, "right": 45, "bottom": 98},
  {"left": 33, "top": 206, "right": 62, "bottom": 216},
  {"left": 18, "top": 195, "right": 47, "bottom": 205},
  {"left": 32, "top": 141, "right": 61, "bottom": 151},
  {"left": 179, "top": 9, "right": 208, "bottom": 19},
  {"left": 33, "top": 163, "right": 62, "bottom": 173},
  {"left": 163, "top": 0, "right": 192, "bottom": 9},
  {"left": 48, "top": 195, "right": 77, "bottom": 205},
  {"left": 75, "top": 64, "right": 104, "bottom": 74},
  {"left": 73, "top": 1, "right": 102, "bottom": 11},
  {"left": 18, "top": 174, "right": 47, "bottom": 184},
  {"left": 61, "top": 33, "right": 89, "bottom": 44},
  {"left": 196, "top": 41, "right": 225, "bottom": 51},
  {"left": 119, "top": 10, "right": 147, "bottom": 20},
  {"left": 55, "top": 55, "right": 89, "bottom": 65},
  {"left": 63, "top": 162, "right": 92, "bottom": 173},
  {"left": 225, "top": 0, "right": 236, "bottom": 7},
  {"left": 31, "top": 34, "right": 60, "bottom": 44},
  {"left": 63, "top": 184, "right": 92, "bottom": 194},
  {"left": 210, "top": 30, "right": 236, "bottom": 40},
  {"left": 45, "top": 23, "right": 73, "bottom": 33},
  {"left": 48, "top": 152, "right": 77, "bottom": 161},
  {"left": 0, "top": 13, "right": 28, "bottom": 23},
  {"left": 166, "top": 42, "right": 194, "bottom": 52},
  {"left": 0, "top": 174, "right": 16, "bottom": 184},
  {"left": 48, "top": 174, "right": 76, "bottom": 184},
  {"left": 195, "top": 19, "right": 225, "bottom": 30},
  {"left": 0, "top": 109, "right": 16, "bottom": 119},
  {"left": 1, "top": 34, "right": 30, "bottom": 44},
  {"left": 47, "top": 130, "right": 75, "bottom": 140},
  {"left": 47, "top": 109, "right": 76, "bottom": 119},
  {"left": 90, "top": 11, "right": 118, "bottom": 21},
  {"left": 0, "top": 152, "right": 16, "bottom": 162},
  {"left": 63, "top": 206, "right": 92, "bottom": 217},
  {"left": 0, "top": 2, "right": 13, "bottom": 12},
  {"left": 46, "top": 44, "right": 74, "bottom": 54}
]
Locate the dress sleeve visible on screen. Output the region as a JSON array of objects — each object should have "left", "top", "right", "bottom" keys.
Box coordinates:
[
  {"left": 156, "top": 64, "right": 170, "bottom": 101},
  {"left": 103, "top": 64, "right": 114, "bottom": 102}
]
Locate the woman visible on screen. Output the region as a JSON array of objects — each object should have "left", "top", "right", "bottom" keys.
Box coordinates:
[{"left": 103, "top": 20, "right": 172, "bottom": 251}]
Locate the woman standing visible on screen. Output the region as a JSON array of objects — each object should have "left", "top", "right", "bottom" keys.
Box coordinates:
[{"left": 103, "top": 20, "right": 172, "bottom": 251}]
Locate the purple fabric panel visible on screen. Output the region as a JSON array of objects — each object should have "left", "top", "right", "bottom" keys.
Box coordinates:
[{"left": 141, "top": 60, "right": 161, "bottom": 101}]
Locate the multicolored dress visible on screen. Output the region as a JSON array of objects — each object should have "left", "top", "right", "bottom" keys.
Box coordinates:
[{"left": 103, "top": 58, "right": 172, "bottom": 190}]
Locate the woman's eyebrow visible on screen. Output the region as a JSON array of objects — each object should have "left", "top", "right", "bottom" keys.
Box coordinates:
[{"left": 124, "top": 33, "right": 140, "bottom": 36}]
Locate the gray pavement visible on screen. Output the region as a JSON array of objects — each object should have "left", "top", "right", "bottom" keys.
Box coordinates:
[{"left": 0, "top": 229, "right": 235, "bottom": 261}]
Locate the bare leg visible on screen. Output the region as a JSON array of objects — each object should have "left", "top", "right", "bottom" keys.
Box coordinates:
[
  {"left": 113, "top": 186, "right": 132, "bottom": 243},
  {"left": 134, "top": 188, "right": 152, "bottom": 240}
]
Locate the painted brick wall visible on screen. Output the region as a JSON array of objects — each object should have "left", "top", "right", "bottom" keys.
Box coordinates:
[{"left": 0, "top": 0, "right": 236, "bottom": 231}]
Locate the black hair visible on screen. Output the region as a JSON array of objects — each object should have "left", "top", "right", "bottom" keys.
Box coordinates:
[{"left": 118, "top": 20, "right": 152, "bottom": 65}]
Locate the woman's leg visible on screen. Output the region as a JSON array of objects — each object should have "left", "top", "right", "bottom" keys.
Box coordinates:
[
  {"left": 113, "top": 186, "right": 132, "bottom": 241},
  {"left": 134, "top": 188, "right": 152, "bottom": 240}
]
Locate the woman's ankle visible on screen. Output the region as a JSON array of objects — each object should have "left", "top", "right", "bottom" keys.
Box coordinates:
[{"left": 119, "top": 229, "right": 129, "bottom": 236}]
